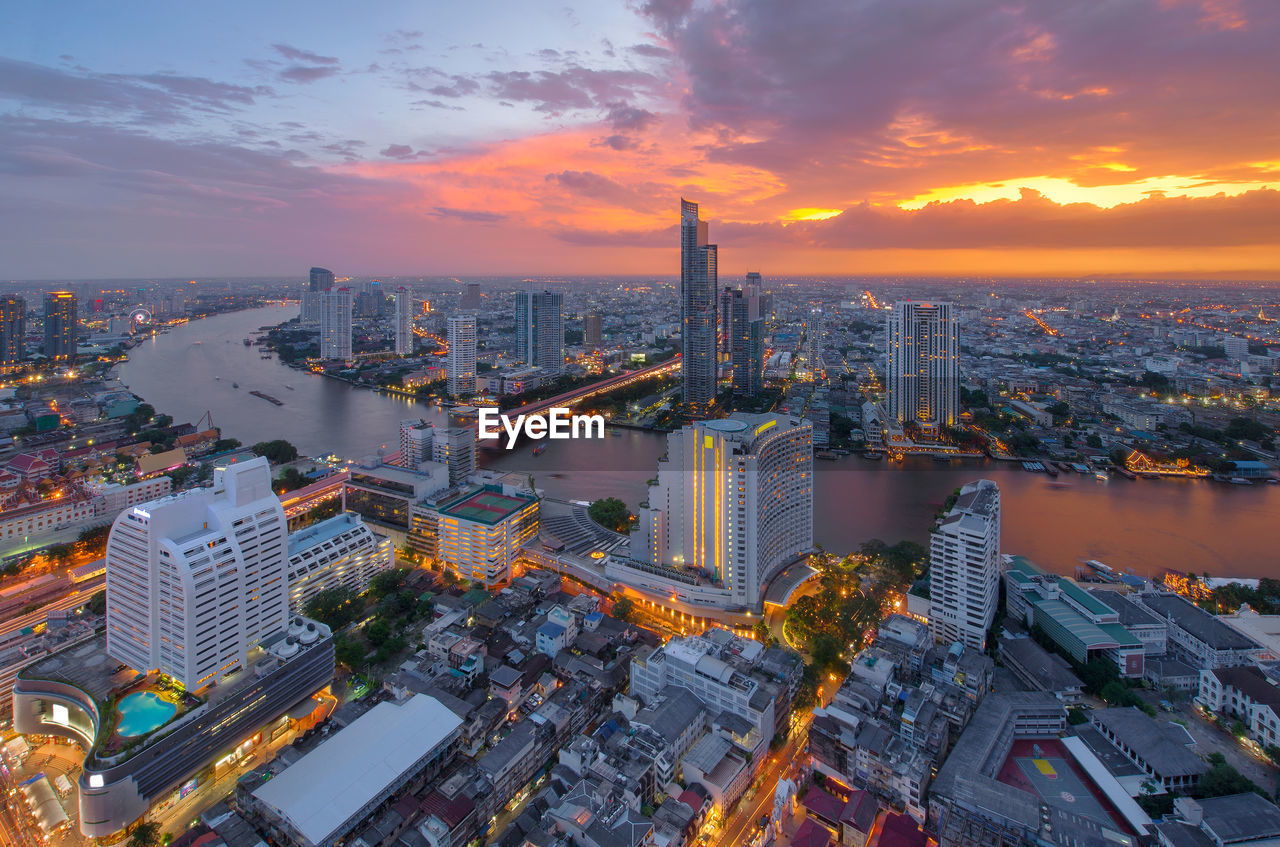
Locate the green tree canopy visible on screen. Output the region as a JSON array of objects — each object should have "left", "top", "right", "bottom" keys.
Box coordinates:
[
  {"left": 589, "top": 497, "right": 632, "bottom": 533},
  {"left": 611, "top": 596, "right": 634, "bottom": 622},
  {"left": 250, "top": 439, "right": 299, "bottom": 464},
  {"left": 303, "top": 587, "right": 358, "bottom": 629}
]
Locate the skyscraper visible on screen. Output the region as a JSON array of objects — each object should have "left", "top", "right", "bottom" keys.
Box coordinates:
[
  {"left": 309, "top": 267, "right": 335, "bottom": 291},
  {"left": 634, "top": 413, "right": 813, "bottom": 609},
  {"left": 680, "top": 199, "right": 718, "bottom": 409},
  {"left": 583, "top": 313, "right": 602, "bottom": 348},
  {"left": 514, "top": 287, "right": 564, "bottom": 373},
  {"left": 0, "top": 296, "right": 25, "bottom": 368},
  {"left": 303, "top": 267, "right": 335, "bottom": 324},
  {"left": 104, "top": 457, "right": 290, "bottom": 689},
  {"left": 929, "top": 479, "right": 1001, "bottom": 650},
  {"left": 728, "top": 287, "right": 764, "bottom": 398},
  {"left": 320, "top": 287, "right": 354, "bottom": 361},
  {"left": 43, "top": 291, "right": 77, "bottom": 361},
  {"left": 806, "top": 308, "right": 825, "bottom": 380},
  {"left": 447, "top": 314, "right": 476, "bottom": 397},
  {"left": 886, "top": 300, "right": 959, "bottom": 436},
  {"left": 393, "top": 287, "right": 414, "bottom": 355}
]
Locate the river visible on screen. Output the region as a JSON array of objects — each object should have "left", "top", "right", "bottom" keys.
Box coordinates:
[{"left": 120, "top": 306, "right": 1280, "bottom": 579}]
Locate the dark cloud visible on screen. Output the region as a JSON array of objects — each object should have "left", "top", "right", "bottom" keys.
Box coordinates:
[
  {"left": 271, "top": 44, "right": 339, "bottom": 65},
  {"left": 425, "top": 76, "right": 482, "bottom": 98},
  {"left": 410, "top": 99, "right": 465, "bottom": 111},
  {"left": 279, "top": 65, "right": 341, "bottom": 84},
  {"left": 606, "top": 103, "right": 656, "bottom": 132},
  {"left": 639, "top": 0, "right": 1280, "bottom": 190},
  {"left": 627, "top": 43, "right": 671, "bottom": 58},
  {"left": 483, "top": 66, "right": 658, "bottom": 114},
  {"left": 380, "top": 144, "right": 421, "bottom": 159},
  {"left": 0, "top": 58, "right": 270, "bottom": 123},
  {"left": 432, "top": 206, "right": 507, "bottom": 222}
]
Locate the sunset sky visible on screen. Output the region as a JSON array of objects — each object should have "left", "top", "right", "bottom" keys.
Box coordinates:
[{"left": 1, "top": 0, "right": 1277, "bottom": 279}]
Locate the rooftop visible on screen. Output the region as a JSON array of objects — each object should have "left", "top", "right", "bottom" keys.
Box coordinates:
[
  {"left": 1091, "top": 707, "right": 1207, "bottom": 778},
  {"left": 999, "top": 635, "right": 1083, "bottom": 692},
  {"left": 250, "top": 694, "right": 462, "bottom": 847},
  {"left": 443, "top": 488, "right": 534, "bottom": 525},
  {"left": 1087, "top": 589, "right": 1162, "bottom": 628},
  {"left": 1139, "top": 593, "right": 1259, "bottom": 652},
  {"left": 1211, "top": 665, "right": 1280, "bottom": 708},
  {"left": 1197, "top": 792, "right": 1280, "bottom": 842}
]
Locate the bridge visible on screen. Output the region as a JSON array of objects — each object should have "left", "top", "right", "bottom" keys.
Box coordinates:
[
  {"left": 503, "top": 355, "right": 681, "bottom": 419},
  {"left": 280, "top": 471, "right": 348, "bottom": 521}
]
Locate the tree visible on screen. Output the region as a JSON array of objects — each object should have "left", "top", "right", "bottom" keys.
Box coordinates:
[
  {"left": 1086, "top": 434, "right": 1103, "bottom": 449},
  {"left": 368, "top": 569, "right": 408, "bottom": 600},
  {"left": 366, "top": 619, "right": 393, "bottom": 648},
  {"left": 212, "top": 438, "right": 241, "bottom": 453},
  {"left": 303, "top": 587, "right": 358, "bottom": 629},
  {"left": 129, "top": 821, "right": 162, "bottom": 847},
  {"left": 612, "top": 597, "right": 634, "bottom": 622},
  {"left": 1196, "top": 758, "right": 1267, "bottom": 799},
  {"left": 274, "top": 467, "right": 311, "bottom": 493},
  {"left": 249, "top": 439, "right": 299, "bottom": 464},
  {"left": 752, "top": 619, "right": 774, "bottom": 646},
  {"left": 86, "top": 590, "right": 107, "bottom": 616},
  {"left": 1046, "top": 401, "right": 1070, "bottom": 419},
  {"left": 333, "top": 634, "right": 366, "bottom": 670},
  {"left": 588, "top": 497, "right": 632, "bottom": 533}
]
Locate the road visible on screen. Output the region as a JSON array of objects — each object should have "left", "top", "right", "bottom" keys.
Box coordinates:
[
  {"left": 0, "top": 576, "right": 104, "bottom": 640},
  {"left": 713, "top": 713, "right": 812, "bottom": 847}
]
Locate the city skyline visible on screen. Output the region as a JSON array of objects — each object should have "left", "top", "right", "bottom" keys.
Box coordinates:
[{"left": 2, "top": 1, "right": 1278, "bottom": 279}]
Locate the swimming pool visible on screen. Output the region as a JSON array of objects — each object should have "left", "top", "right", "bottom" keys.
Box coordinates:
[{"left": 116, "top": 691, "right": 177, "bottom": 738}]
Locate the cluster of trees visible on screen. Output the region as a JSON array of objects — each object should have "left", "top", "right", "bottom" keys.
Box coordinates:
[
  {"left": 275, "top": 467, "right": 312, "bottom": 493},
  {"left": 588, "top": 498, "right": 632, "bottom": 533},
  {"left": 251, "top": 439, "right": 299, "bottom": 464},
  {"left": 1191, "top": 577, "right": 1280, "bottom": 615},
  {"left": 305, "top": 568, "right": 435, "bottom": 670},
  {"left": 786, "top": 540, "right": 928, "bottom": 686}
]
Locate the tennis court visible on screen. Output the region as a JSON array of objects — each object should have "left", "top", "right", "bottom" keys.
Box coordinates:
[{"left": 445, "top": 490, "right": 529, "bottom": 523}]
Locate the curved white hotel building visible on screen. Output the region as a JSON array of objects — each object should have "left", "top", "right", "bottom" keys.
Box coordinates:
[{"left": 611, "top": 413, "right": 813, "bottom": 612}]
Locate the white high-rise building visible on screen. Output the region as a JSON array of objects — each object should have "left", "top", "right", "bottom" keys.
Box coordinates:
[
  {"left": 286, "top": 513, "right": 394, "bottom": 614},
  {"left": 394, "top": 287, "right": 414, "bottom": 355},
  {"left": 514, "top": 288, "right": 563, "bottom": 373},
  {"left": 929, "top": 479, "right": 1001, "bottom": 650},
  {"left": 399, "top": 419, "right": 435, "bottom": 469},
  {"left": 104, "top": 457, "right": 290, "bottom": 690},
  {"left": 320, "top": 287, "right": 354, "bottom": 361},
  {"left": 886, "top": 300, "right": 958, "bottom": 436},
  {"left": 433, "top": 427, "right": 475, "bottom": 485},
  {"left": 632, "top": 413, "right": 813, "bottom": 609},
  {"left": 447, "top": 314, "right": 476, "bottom": 397}
]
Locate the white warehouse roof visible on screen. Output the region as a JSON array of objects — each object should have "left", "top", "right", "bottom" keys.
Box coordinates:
[{"left": 251, "top": 694, "right": 462, "bottom": 847}]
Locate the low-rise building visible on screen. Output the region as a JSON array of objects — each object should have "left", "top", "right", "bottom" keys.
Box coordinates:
[
  {"left": 1134, "top": 593, "right": 1259, "bottom": 669},
  {"left": 241, "top": 694, "right": 463, "bottom": 847},
  {"left": 1088, "top": 707, "right": 1207, "bottom": 793},
  {"left": 999, "top": 635, "right": 1084, "bottom": 705},
  {"left": 1197, "top": 665, "right": 1280, "bottom": 752}
]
